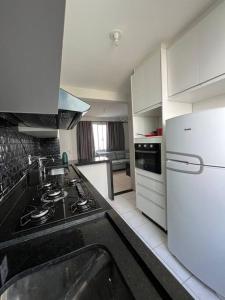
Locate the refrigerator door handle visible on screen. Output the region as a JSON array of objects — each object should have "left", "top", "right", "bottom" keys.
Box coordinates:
[{"left": 166, "top": 151, "right": 204, "bottom": 175}]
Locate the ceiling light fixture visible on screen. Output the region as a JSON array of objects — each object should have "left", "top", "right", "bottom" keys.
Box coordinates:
[{"left": 109, "top": 30, "right": 122, "bottom": 47}]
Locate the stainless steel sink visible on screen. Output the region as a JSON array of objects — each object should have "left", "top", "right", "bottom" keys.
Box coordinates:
[{"left": 1, "top": 246, "right": 134, "bottom": 300}]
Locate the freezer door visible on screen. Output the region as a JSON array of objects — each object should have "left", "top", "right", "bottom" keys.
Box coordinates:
[
  {"left": 167, "top": 163, "right": 225, "bottom": 297},
  {"left": 166, "top": 107, "right": 225, "bottom": 167}
]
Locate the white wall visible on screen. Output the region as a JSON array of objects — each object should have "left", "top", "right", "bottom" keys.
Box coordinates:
[
  {"left": 59, "top": 128, "right": 78, "bottom": 160},
  {"left": 193, "top": 94, "right": 225, "bottom": 112}
]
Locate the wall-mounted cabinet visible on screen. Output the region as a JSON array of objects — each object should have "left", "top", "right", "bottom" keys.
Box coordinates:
[
  {"left": 131, "top": 49, "right": 162, "bottom": 114},
  {"left": 167, "top": 26, "right": 199, "bottom": 96},
  {"left": 0, "top": 0, "right": 65, "bottom": 114},
  {"left": 198, "top": 1, "right": 225, "bottom": 83},
  {"left": 167, "top": 1, "right": 225, "bottom": 103}
]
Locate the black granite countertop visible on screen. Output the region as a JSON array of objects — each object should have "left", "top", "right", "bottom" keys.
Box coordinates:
[
  {"left": 0, "top": 215, "right": 170, "bottom": 299},
  {"left": 0, "top": 162, "right": 193, "bottom": 300},
  {"left": 74, "top": 156, "right": 110, "bottom": 166}
]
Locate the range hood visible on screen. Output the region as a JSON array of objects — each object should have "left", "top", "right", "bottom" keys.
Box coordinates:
[{"left": 1, "top": 89, "right": 90, "bottom": 130}]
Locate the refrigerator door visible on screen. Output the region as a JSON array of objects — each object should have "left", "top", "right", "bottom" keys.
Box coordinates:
[
  {"left": 166, "top": 107, "right": 225, "bottom": 167},
  {"left": 167, "top": 161, "right": 225, "bottom": 297}
]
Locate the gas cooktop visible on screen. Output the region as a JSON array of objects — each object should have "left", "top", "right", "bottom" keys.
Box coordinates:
[{"left": 14, "top": 174, "right": 100, "bottom": 234}]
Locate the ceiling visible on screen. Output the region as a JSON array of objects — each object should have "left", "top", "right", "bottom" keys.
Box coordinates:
[
  {"left": 84, "top": 100, "right": 128, "bottom": 118},
  {"left": 61, "top": 0, "right": 216, "bottom": 98}
]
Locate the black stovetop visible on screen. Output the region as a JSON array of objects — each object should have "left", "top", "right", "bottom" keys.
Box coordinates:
[{"left": 13, "top": 168, "right": 101, "bottom": 235}]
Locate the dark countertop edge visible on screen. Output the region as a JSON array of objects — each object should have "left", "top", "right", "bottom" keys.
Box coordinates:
[
  {"left": 74, "top": 157, "right": 111, "bottom": 166},
  {"left": 107, "top": 210, "right": 193, "bottom": 300}
]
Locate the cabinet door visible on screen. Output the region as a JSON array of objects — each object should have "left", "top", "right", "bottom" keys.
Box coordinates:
[
  {"left": 131, "top": 68, "right": 146, "bottom": 114},
  {"left": 0, "top": 0, "right": 65, "bottom": 114},
  {"left": 167, "top": 26, "right": 199, "bottom": 96},
  {"left": 143, "top": 49, "right": 162, "bottom": 108},
  {"left": 198, "top": 1, "right": 225, "bottom": 83},
  {"left": 131, "top": 49, "right": 162, "bottom": 113}
]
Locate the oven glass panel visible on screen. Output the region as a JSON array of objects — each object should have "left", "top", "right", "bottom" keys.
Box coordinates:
[{"left": 135, "top": 143, "right": 161, "bottom": 174}]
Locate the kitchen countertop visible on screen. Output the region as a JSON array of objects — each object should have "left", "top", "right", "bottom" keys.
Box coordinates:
[
  {"left": 0, "top": 162, "right": 193, "bottom": 300},
  {"left": 74, "top": 156, "right": 110, "bottom": 166},
  {"left": 0, "top": 163, "right": 111, "bottom": 245},
  {"left": 0, "top": 215, "right": 169, "bottom": 299}
]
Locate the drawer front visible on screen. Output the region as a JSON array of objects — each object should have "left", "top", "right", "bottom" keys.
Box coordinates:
[
  {"left": 135, "top": 168, "right": 164, "bottom": 184},
  {"left": 136, "top": 193, "right": 166, "bottom": 229},
  {"left": 136, "top": 184, "right": 165, "bottom": 209},
  {"left": 136, "top": 173, "right": 165, "bottom": 195}
]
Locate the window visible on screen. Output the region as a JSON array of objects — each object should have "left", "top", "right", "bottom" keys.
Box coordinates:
[{"left": 92, "top": 123, "right": 107, "bottom": 152}]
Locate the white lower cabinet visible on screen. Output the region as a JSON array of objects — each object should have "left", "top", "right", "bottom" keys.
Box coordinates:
[{"left": 135, "top": 171, "right": 166, "bottom": 229}]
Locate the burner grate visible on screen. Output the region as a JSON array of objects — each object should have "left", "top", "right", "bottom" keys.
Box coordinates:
[
  {"left": 70, "top": 197, "right": 96, "bottom": 214},
  {"left": 20, "top": 203, "right": 55, "bottom": 227},
  {"left": 41, "top": 190, "right": 68, "bottom": 203}
]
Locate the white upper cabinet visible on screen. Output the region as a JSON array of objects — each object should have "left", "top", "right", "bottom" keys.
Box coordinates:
[
  {"left": 167, "top": 1, "right": 225, "bottom": 102},
  {"left": 167, "top": 26, "right": 199, "bottom": 96},
  {"left": 0, "top": 0, "right": 65, "bottom": 114},
  {"left": 131, "top": 66, "right": 146, "bottom": 114},
  {"left": 131, "top": 49, "right": 162, "bottom": 114},
  {"left": 198, "top": 1, "right": 225, "bottom": 83}
]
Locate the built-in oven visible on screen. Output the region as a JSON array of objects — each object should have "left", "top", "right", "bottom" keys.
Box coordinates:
[{"left": 135, "top": 143, "right": 161, "bottom": 174}]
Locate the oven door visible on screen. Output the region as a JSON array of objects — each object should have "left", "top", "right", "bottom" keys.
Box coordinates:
[{"left": 135, "top": 143, "right": 161, "bottom": 174}]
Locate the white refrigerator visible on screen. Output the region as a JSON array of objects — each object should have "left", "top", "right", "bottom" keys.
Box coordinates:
[{"left": 166, "top": 108, "right": 225, "bottom": 298}]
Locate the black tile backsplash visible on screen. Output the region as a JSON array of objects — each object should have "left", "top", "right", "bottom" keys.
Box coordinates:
[
  {"left": 0, "top": 119, "right": 60, "bottom": 193},
  {"left": 39, "top": 138, "right": 60, "bottom": 156}
]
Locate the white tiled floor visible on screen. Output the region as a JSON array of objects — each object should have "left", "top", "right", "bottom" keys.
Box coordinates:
[{"left": 106, "top": 191, "right": 222, "bottom": 300}]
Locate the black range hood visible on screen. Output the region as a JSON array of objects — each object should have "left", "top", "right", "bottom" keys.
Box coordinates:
[{"left": 1, "top": 89, "right": 90, "bottom": 130}]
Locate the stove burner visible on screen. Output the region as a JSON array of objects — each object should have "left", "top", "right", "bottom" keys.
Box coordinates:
[
  {"left": 69, "top": 178, "right": 81, "bottom": 186},
  {"left": 71, "top": 197, "right": 96, "bottom": 214},
  {"left": 20, "top": 203, "right": 55, "bottom": 227},
  {"left": 43, "top": 182, "right": 52, "bottom": 189},
  {"left": 31, "top": 208, "right": 49, "bottom": 219},
  {"left": 41, "top": 190, "right": 68, "bottom": 203},
  {"left": 47, "top": 189, "right": 62, "bottom": 198},
  {"left": 77, "top": 198, "right": 88, "bottom": 207}
]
